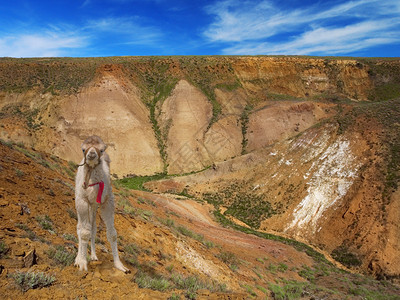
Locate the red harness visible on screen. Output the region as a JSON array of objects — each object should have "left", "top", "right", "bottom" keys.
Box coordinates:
[
  {"left": 81, "top": 146, "right": 105, "bottom": 204},
  {"left": 88, "top": 181, "right": 105, "bottom": 204}
]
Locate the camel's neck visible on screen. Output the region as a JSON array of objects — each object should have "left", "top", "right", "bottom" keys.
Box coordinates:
[{"left": 83, "top": 162, "right": 101, "bottom": 188}]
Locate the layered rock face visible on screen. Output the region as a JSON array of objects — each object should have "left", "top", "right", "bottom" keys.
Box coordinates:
[
  {"left": 1, "top": 56, "right": 399, "bottom": 280},
  {"left": 0, "top": 56, "right": 389, "bottom": 176}
]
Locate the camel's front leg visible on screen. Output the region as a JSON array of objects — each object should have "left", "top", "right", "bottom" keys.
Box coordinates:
[
  {"left": 90, "top": 205, "right": 98, "bottom": 261},
  {"left": 101, "top": 197, "right": 129, "bottom": 273},
  {"left": 74, "top": 199, "right": 91, "bottom": 271}
]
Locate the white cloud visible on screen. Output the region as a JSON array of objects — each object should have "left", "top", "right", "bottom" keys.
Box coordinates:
[
  {"left": 85, "top": 17, "right": 163, "bottom": 45},
  {"left": 0, "top": 15, "right": 163, "bottom": 57},
  {"left": 0, "top": 32, "right": 87, "bottom": 57},
  {"left": 224, "top": 20, "right": 400, "bottom": 55},
  {"left": 204, "top": 0, "right": 400, "bottom": 55},
  {"left": 204, "top": 0, "right": 285, "bottom": 42}
]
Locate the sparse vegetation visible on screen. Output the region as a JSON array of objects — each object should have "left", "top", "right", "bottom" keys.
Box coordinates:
[
  {"left": 0, "top": 138, "right": 13, "bottom": 148},
  {"left": 177, "top": 56, "right": 239, "bottom": 129},
  {"left": 0, "top": 58, "right": 99, "bottom": 94},
  {"left": 133, "top": 265, "right": 226, "bottom": 298},
  {"left": 15, "top": 223, "right": 40, "bottom": 241},
  {"left": 365, "top": 60, "right": 400, "bottom": 101},
  {"left": 125, "top": 242, "right": 142, "bottom": 256},
  {"left": 176, "top": 225, "right": 204, "bottom": 243},
  {"left": 125, "top": 58, "right": 179, "bottom": 173},
  {"left": 15, "top": 168, "right": 24, "bottom": 177},
  {"left": 117, "top": 197, "right": 137, "bottom": 217},
  {"left": 67, "top": 208, "right": 77, "bottom": 220},
  {"left": 10, "top": 271, "right": 55, "bottom": 292},
  {"left": 268, "top": 280, "right": 307, "bottom": 300},
  {"left": 212, "top": 209, "right": 329, "bottom": 265},
  {"left": 331, "top": 246, "right": 362, "bottom": 268},
  {"left": 46, "top": 245, "right": 76, "bottom": 266},
  {"left": 241, "top": 283, "right": 257, "bottom": 297},
  {"left": 217, "top": 251, "right": 239, "bottom": 271},
  {"left": 36, "top": 215, "right": 55, "bottom": 232},
  {"left": 159, "top": 217, "right": 215, "bottom": 249},
  {"left": 204, "top": 184, "right": 276, "bottom": 228},
  {"left": 63, "top": 233, "right": 78, "bottom": 243},
  {"left": 240, "top": 104, "right": 252, "bottom": 154},
  {"left": 0, "top": 240, "right": 8, "bottom": 258},
  {"left": 171, "top": 273, "right": 226, "bottom": 299},
  {"left": 117, "top": 173, "right": 168, "bottom": 191},
  {"left": 168, "top": 294, "right": 181, "bottom": 300},
  {"left": 335, "top": 98, "right": 400, "bottom": 204},
  {"left": 135, "top": 270, "right": 172, "bottom": 291},
  {"left": 13, "top": 144, "right": 52, "bottom": 169}
]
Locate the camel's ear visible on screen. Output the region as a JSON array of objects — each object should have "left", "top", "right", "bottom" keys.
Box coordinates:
[{"left": 104, "top": 144, "right": 108, "bottom": 151}]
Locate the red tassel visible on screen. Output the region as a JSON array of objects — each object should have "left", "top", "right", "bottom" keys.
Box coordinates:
[{"left": 88, "top": 181, "right": 105, "bottom": 204}]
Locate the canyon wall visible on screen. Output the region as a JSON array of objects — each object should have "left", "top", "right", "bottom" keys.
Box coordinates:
[
  {"left": 1, "top": 56, "right": 399, "bottom": 279},
  {"left": 2, "top": 56, "right": 398, "bottom": 176}
]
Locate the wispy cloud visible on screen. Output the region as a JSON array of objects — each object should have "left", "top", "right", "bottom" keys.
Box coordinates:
[
  {"left": 0, "top": 31, "right": 87, "bottom": 57},
  {"left": 85, "top": 17, "right": 163, "bottom": 45},
  {"left": 0, "top": 15, "right": 164, "bottom": 57},
  {"left": 224, "top": 21, "right": 400, "bottom": 55},
  {"left": 204, "top": 0, "right": 400, "bottom": 55}
]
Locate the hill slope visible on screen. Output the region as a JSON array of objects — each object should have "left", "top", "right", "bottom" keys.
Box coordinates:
[
  {"left": 1, "top": 56, "right": 400, "bottom": 297},
  {"left": 146, "top": 98, "right": 400, "bottom": 280},
  {"left": 1, "top": 140, "right": 400, "bottom": 299}
]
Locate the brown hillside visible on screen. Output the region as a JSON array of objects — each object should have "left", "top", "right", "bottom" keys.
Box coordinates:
[
  {"left": 1, "top": 56, "right": 400, "bottom": 298},
  {"left": 147, "top": 98, "right": 400, "bottom": 281},
  {"left": 1, "top": 139, "right": 400, "bottom": 299}
]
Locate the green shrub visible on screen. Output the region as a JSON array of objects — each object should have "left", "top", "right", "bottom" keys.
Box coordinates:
[
  {"left": 331, "top": 246, "right": 362, "bottom": 268},
  {"left": 15, "top": 169, "right": 25, "bottom": 177},
  {"left": 116, "top": 173, "right": 168, "bottom": 191},
  {"left": 298, "top": 265, "right": 316, "bottom": 283},
  {"left": 36, "top": 215, "right": 55, "bottom": 232},
  {"left": 134, "top": 270, "right": 171, "bottom": 291},
  {"left": 124, "top": 243, "right": 141, "bottom": 256},
  {"left": 46, "top": 245, "right": 76, "bottom": 266},
  {"left": 241, "top": 284, "right": 257, "bottom": 297},
  {"left": 171, "top": 273, "right": 226, "bottom": 298},
  {"left": 240, "top": 104, "right": 252, "bottom": 154},
  {"left": 67, "top": 160, "right": 78, "bottom": 169},
  {"left": 217, "top": 251, "right": 239, "bottom": 271},
  {"left": 67, "top": 208, "right": 77, "bottom": 220},
  {"left": 10, "top": 271, "right": 55, "bottom": 292},
  {"left": 62, "top": 233, "right": 78, "bottom": 243},
  {"left": 268, "top": 281, "right": 306, "bottom": 300},
  {"left": 176, "top": 226, "right": 204, "bottom": 242},
  {"left": 162, "top": 218, "right": 175, "bottom": 228},
  {"left": 0, "top": 240, "right": 8, "bottom": 258},
  {"left": 117, "top": 198, "right": 137, "bottom": 216},
  {"left": 278, "top": 262, "right": 289, "bottom": 272},
  {"left": 0, "top": 139, "right": 13, "bottom": 148},
  {"left": 168, "top": 294, "right": 181, "bottom": 300},
  {"left": 15, "top": 223, "right": 39, "bottom": 241}
]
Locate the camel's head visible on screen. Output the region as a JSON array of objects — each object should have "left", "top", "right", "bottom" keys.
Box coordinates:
[{"left": 81, "top": 135, "right": 107, "bottom": 168}]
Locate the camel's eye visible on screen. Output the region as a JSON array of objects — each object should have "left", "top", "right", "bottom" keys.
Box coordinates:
[
  {"left": 100, "top": 149, "right": 104, "bottom": 153},
  {"left": 82, "top": 149, "right": 85, "bottom": 153}
]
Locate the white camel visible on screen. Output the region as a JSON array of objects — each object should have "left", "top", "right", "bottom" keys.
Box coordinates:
[{"left": 74, "top": 135, "right": 128, "bottom": 273}]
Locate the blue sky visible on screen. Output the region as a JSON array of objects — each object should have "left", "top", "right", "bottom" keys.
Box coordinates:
[{"left": 0, "top": 0, "right": 399, "bottom": 57}]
